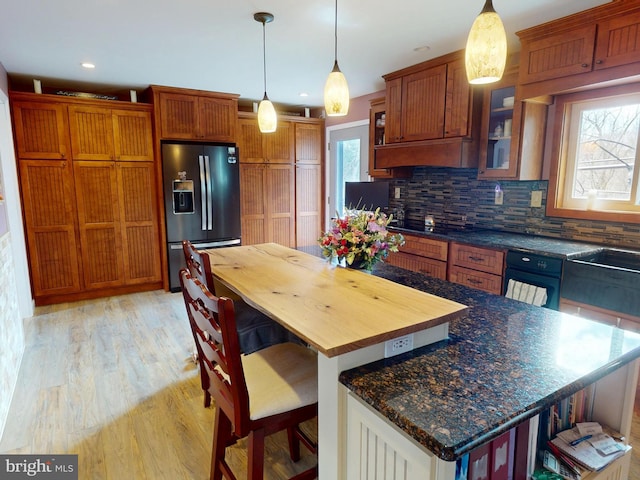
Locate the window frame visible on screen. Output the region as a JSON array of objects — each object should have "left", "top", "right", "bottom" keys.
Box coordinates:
[{"left": 547, "top": 83, "right": 640, "bottom": 225}]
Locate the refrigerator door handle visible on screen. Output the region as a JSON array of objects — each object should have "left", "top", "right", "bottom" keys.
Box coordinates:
[
  {"left": 198, "top": 155, "right": 207, "bottom": 231},
  {"left": 204, "top": 155, "right": 213, "bottom": 230}
]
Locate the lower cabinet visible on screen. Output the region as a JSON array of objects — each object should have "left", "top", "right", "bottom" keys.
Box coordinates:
[
  {"left": 447, "top": 242, "right": 505, "bottom": 295},
  {"left": 239, "top": 163, "right": 295, "bottom": 247},
  {"left": 18, "top": 160, "right": 82, "bottom": 297},
  {"left": 74, "top": 161, "right": 161, "bottom": 290},
  {"left": 386, "top": 234, "right": 448, "bottom": 279},
  {"left": 560, "top": 298, "right": 640, "bottom": 332}
]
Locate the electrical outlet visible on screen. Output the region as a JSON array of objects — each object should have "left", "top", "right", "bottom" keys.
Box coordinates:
[
  {"left": 384, "top": 333, "right": 414, "bottom": 358},
  {"left": 531, "top": 190, "right": 542, "bottom": 208},
  {"left": 394, "top": 187, "right": 401, "bottom": 199}
]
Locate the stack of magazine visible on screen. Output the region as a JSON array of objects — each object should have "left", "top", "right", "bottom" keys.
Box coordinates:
[{"left": 548, "top": 422, "right": 630, "bottom": 476}]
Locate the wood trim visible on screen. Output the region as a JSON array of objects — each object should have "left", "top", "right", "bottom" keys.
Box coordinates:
[
  {"left": 375, "top": 137, "right": 478, "bottom": 168},
  {"left": 546, "top": 82, "right": 640, "bottom": 225}
]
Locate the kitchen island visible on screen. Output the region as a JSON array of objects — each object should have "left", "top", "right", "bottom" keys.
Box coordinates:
[
  {"left": 204, "top": 243, "right": 469, "bottom": 480},
  {"left": 206, "top": 244, "right": 640, "bottom": 480}
]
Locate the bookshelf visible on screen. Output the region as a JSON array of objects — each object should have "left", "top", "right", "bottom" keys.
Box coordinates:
[{"left": 346, "top": 358, "right": 639, "bottom": 480}]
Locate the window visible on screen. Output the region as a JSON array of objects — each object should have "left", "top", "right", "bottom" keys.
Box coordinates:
[{"left": 548, "top": 84, "right": 640, "bottom": 223}]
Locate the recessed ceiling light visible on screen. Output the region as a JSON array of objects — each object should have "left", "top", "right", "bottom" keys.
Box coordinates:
[
  {"left": 81, "top": 62, "right": 95, "bottom": 69},
  {"left": 413, "top": 45, "right": 431, "bottom": 52},
  {"left": 299, "top": 92, "right": 309, "bottom": 97}
]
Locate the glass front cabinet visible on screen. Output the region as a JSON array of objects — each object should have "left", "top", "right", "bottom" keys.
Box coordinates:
[{"left": 478, "top": 72, "right": 547, "bottom": 180}]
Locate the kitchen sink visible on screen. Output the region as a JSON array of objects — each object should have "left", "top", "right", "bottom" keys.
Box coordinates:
[
  {"left": 561, "top": 249, "right": 640, "bottom": 317},
  {"left": 571, "top": 249, "right": 640, "bottom": 272}
]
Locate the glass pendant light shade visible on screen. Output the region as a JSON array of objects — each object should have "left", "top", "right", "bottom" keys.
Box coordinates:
[
  {"left": 257, "top": 93, "right": 277, "bottom": 133},
  {"left": 324, "top": 61, "right": 350, "bottom": 116},
  {"left": 465, "top": 0, "right": 507, "bottom": 85}
]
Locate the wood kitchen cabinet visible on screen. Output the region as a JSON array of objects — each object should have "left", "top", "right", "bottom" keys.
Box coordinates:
[
  {"left": 151, "top": 86, "right": 238, "bottom": 142},
  {"left": 295, "top": 121, "right": 323, "bottom": 247},
  {"left": 517, "top": 3, "right": 640, "bottom": 99},
  {"left": 238, "top": 114, "right": 296, "bottom": 247},
  {"left": 11, "top": 100, "right": 69, "bottom": 159},
  {"left": 10, "top": 91, "right": 162, "bottom": 305},
  {"left": 376, "top": 50, "right": 481, "bottom": 169},
  {"left": 17, "top": 159, "right": 82, "bottom": 297},
  {"left": 74, "top": 161, "right": 161, "bottom": 290},
  {"left": 383, "top": 52, "right": 477, "bottom": 144},
  {"left": 368, "top": 98, "right": 412, "bottom": 178},
  {"left": 68, "top": 105, "right": 154, "bottom": 161},
  {"left": 385, "top": 234, "right": 448, "bottom": 280},
  {"left": 478, "top": 71, "right": 547, "bottom": 180},
  {"left": 384, "top": 64, "right": 447, "bottom": 143},
  {"left": 448, "top": 242, "right": 505, "bottom": 295}
]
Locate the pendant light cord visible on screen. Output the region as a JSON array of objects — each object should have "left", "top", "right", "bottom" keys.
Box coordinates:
[
  {"left": 333, "top": 0, "right": 338, "bottom": 62},
  {"left": 262, "top": 21, "right": 268, "bottom": 96}
]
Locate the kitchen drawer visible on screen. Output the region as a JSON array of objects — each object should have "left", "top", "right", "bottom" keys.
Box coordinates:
[
  {"left": 386, "top": 252, "right": 447, "bottom": 280},
  {"left": 400, "top": 235, "right": 448, "bottom": 261},
  {"left": 448, "top": 265, "right": 503, "bottom": 295},
  {"left": 449, "top": 243, "right": 504, "bottom": 275}
]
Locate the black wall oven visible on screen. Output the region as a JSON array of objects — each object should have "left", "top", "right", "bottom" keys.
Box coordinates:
[{"left": 503, "top": 251, "right": 563, "bottom": 310}]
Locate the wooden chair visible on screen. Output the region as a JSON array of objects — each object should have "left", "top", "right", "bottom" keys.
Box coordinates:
[
  {"left": 182, "top": 240, "right": 300, "bottom": 357},
  {"left": 179, "top": 269, "right": 318, "bottom": 480}
]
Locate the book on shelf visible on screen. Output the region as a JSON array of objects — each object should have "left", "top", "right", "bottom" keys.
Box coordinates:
[{"left": 549, "top": 422, "right": 630, "bottom": 472}]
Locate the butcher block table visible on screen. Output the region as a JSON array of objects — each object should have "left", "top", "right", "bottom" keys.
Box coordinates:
[{"left": 204, "top": 243, "right": 468, "bottom": 480}]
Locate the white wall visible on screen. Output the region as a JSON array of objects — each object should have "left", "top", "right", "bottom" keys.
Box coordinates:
[{"left": 0, "top": 62, "right": 32, "bottom": 442}]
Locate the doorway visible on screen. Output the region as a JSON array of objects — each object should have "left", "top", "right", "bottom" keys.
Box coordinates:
[{"left": 326, "top": 121, "right": 369, "bottom": 226}]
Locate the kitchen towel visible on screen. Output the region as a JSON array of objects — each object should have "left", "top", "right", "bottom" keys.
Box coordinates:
[{"left": 506, "top": 280, "right": 548, "bottom": 307}]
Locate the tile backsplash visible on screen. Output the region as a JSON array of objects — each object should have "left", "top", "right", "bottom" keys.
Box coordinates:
[{"left": 387, "top": 167, "right": 640, "bottom": 249}]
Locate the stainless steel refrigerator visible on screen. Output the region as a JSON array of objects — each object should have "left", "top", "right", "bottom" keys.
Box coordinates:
[{"left": 162, "top": 142, "right": 241, "bottom": 291}]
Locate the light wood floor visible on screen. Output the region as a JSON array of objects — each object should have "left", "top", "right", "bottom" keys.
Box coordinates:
[
  {"left": 0, "top": 290, "right": 316, "bottom": 479},
  {"left": 0, "top": 289, "right": 638, "bottom": 479}
]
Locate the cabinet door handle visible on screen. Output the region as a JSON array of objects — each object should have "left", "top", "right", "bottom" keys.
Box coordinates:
[
  {"left": 595, "top": 59, "right": 603, "bottom": 65},
  {"left": 469, "top": 256, "right": 484, "bottom": 262},
  {"left": 581, "top": 63, "right": 589, "bottom": 68}
]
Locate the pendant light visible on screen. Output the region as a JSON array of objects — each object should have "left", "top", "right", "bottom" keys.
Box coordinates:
[
  {"left": 324, "top": 0, "right": 349, "bottom": 116},
  {"left": 464, "top": 0, "right": 507, "bottom": 85},
  {"left": 254, "top": 12, "right": 277, "bottom": 133}
]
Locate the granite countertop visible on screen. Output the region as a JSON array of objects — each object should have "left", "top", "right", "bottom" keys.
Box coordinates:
[
  {"left": 338, "top": 263, "right": 640, "bottom": 461},
  {"left": 391, "top": 224, "right": 608, "bottom": 259}
]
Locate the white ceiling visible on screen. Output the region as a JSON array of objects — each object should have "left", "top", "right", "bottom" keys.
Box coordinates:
[{"left": 0, "top": 0, "right": 611, "bottom": 109}]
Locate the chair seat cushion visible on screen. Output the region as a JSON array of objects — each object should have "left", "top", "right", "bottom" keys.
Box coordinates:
[{"left": 242, "top": 342, "right": 318, "bottom": 420}]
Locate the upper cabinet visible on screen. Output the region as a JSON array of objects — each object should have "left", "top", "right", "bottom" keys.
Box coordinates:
[
  {"left": 12, "top": 100, "right": 69, "bottom": 159},
  {"left": 478, "top": 70, "right": 547, "bottom": 180},
  {"left": 375, "top": 50, "right": 482, "bottom": 169},
  {"left": 150, "top": 85, "right": 239, "bottom": 142},
  {"left": 384, "top": 64, "right": 447, "bottom": 143},
  {"left": 517, "top": 2, "right": 640, "bottom": 100},
  {"left": 237, "top": 116, "right": 295, "bottom": 164},
  {"left": 368, "top": 98, "right": 411, "bottom": 178},
  {"left": 68, "top": 105, "right": 154, "bottom": 161},
  {"left": 384, "top": 55, "right": 476, "bottom": 143}
]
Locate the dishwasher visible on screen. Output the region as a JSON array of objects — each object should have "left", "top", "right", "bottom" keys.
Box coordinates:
[{"left": 503, "top": 250, "right": 563, "bottom": 310}]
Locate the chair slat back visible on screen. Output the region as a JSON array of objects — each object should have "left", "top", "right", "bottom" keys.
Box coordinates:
[
  {"left": 179, "top": 269, "right": 250, "bottom": 432},
  {"left": 182, "top": 240, "right": 216, "bottom": 293}
]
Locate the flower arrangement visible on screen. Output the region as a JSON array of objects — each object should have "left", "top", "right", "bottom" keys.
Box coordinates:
[{"left": 318, "top": 208, "right": 405, "bottom": 271}]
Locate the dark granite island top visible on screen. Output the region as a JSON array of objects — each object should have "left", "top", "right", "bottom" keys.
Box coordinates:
[{"left": 339, "top": 263, "right": 640, "bottom": 462}]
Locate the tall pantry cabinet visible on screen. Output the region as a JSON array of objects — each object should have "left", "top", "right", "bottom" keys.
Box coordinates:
[
  {"left": 10, "top": 92, "right": 162, "bottom": 305},
  {"left": 237, "top": 112, "right": 323, "bottom": 248}
]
